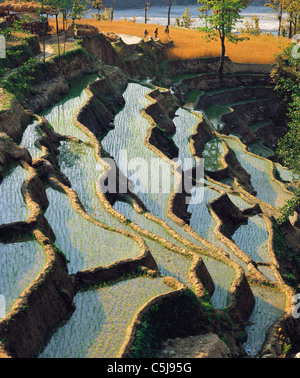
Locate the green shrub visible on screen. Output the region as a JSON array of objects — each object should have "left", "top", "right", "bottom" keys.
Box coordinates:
[{"left": 272, "top": 44, "right": 300, "bottom": 221}]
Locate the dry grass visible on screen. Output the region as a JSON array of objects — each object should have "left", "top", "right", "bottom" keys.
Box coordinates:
[
  {"left": 49, "top": 18, "right": 291, "bottom": 64},
  {"left": 164, "top": 29, "right": 291, "bottom": 63}
]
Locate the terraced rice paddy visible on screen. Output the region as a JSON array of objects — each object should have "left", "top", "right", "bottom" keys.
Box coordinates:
[
  {"left": 45, "top": 188, "right": 141, "bottom": 273},
  {"left": 0, "top": 72, "right": 296, "bottom": 359},
  {"left": 223, "top": 135, "right": 292, "bottom": 208},
  {"left": 39, "top": 276, "right": 171, "bottom": 358},
  {"left": 0, "top": 238, "right": 46, "bottom": 313},
  {"left": 0, "top": 165, "right": 30, "bottom": 224}
]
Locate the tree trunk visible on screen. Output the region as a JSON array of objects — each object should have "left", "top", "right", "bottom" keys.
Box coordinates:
[
  {"left": 55, "top": 13, "right": 60, "bottom": 58},
  {"left": 278, "top": 5, "right": 283, "bottom": 36},
  {"left": 289, "top": 18, "right": 293, "bottom": 38},
  {"left": 62, "top": 10, "right": 66, "bottom": 31},
  {"left": 168, "top": 0, "right": 172, "bottom": 26},
  {"left": 42, "top": 20, "right": 46, "bottom": 73},
  {"left": 218, "top": 35, "right": 225, "bottom": 78},
  {"left": 278, "top": 14, "right": 282, "bottom": 36},
  {"left": 41, "top": 0, "right": 46, "bottom": 73},
  {"left": 63, "top": 25, "right": 67, "bottom": 55},
  {"left": 111, "top": 0, "right": 115, "bottom": 21}
]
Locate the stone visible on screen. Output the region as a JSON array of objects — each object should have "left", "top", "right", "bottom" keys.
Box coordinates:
[
  {"left": 261, "top": 353, "right": 276, "bottom": 358},
  {"left": 0, "top": 133, "right": 32, "bottom": 168},
  {"left": 194, "top": 334, "right": 232, "bottom": 358},
  {"left": 76, "top": 24, "right": 99, "bottom": 37},
  {"left": 157, "top": 333, "right": 232, "bottom": 358}
]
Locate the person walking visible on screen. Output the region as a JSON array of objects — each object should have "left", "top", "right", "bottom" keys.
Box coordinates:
[
  {"left": 164, "top": 25, "right": 170, "bottom": 39},
  {"left": 154, "top": 27, "right": 158, "bottom": 39}
]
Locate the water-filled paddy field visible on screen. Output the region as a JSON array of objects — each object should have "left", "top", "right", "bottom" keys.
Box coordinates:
[{"left": 0, "top": 72, "right": 296, "bottom": 358}]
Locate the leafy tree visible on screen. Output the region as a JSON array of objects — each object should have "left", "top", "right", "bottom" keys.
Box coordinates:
[
  {"left": 272, "top": 44, "right": 300, "bottom": 222},
  {"left": 61, "top": 0, "right": 75, "bottom": 30},
  {"left": 43, "top": 0, "right": 62, "bottom": 58},
  {"left": 38, "top": 0, "right": 72, "bottom": 58},
  {"left": 277, "top": 97, "right": 300, "bottom": 176},
  {"left": 277, "top": 96, "right": 300, "bottom": 222},
  {"left": 197, "top": 3, "right": 209, "bottom": 27},
  {"left": 239, "top": 14, "right": 261, "bottom": 35},
  {"left": 36, "top": 0, "right": 47, "bottom": 70},
  {"left": 285, "top": 0, "right": 300, "bottom": 38},
  {"left": 265, "top": 0, "right": 300, "bottom": 37},
  {"left": 12, "top": 14, "right": 32, "bottom": 33},
  {"left": 265, "top": 0, "right": 285, "bottom": 36},
  {"left": 197, "top": 0, "right": 248, "bottom": 78},
  {"left": 70, "top": 0, "right": 86, "bottom": 22},
  {"left": 88, "top": 0, "right": 105, "bottom": 21},
  {"left": 175, "top": 7, "right": 194, "bottom": 28},
  {"left": 100, "top": 7, "right": 113, "bottom": 21}
]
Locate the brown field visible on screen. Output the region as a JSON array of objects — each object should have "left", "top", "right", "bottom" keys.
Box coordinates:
[{"left": 49, "top": 18, "right": 291, "bottom": 64}]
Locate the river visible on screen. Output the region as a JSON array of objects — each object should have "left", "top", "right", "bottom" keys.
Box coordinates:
[{"left": 96, "top": 5, "right": 287, "bottom": 34}]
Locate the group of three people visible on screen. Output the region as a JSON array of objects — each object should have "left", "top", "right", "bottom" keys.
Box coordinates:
[{"left": 144, "top": 25, "right": 170, "bottom": 39}]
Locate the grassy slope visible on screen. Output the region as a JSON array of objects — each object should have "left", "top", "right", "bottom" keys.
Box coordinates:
[{"left": 60, "top": 19, "right": 292, "bottom": 64}]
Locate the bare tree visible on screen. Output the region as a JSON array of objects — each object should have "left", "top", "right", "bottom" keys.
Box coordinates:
[
  {"left": 145, "top": 1, "right": 150, "bottom": 24},
  {"left": 168, "top": 0, "right": 173, "bottom": 26},
  {"left": 110, "top": 0, "right": 115, "bottom": 21}
]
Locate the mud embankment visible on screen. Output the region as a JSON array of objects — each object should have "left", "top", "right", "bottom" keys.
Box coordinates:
[
  {"left": 197, "top": 86, "right": 275, "bottom": 110},
  {"left": 172, "top": 72, "right": 273, "bottom": 105},
  {"left": 167, "top": 56, "right": 272, "bottom": 78},
  {"left": 143, "top": 88, "right": 180, "bottom": 160},
  {"left": 0, "top": 99, "right": 31, "bottom": 142},
  {"left": 82, "top": 34, "right": 168, "bottom": 81},
  {"left": 23, "top": 50, "right": 102, "bottom": 115},
  {"left": 220, "top": 98, "right": 280, "bottom": 145},
  {"left": 170, "top": 66, "right": 285, "bottom": 149},
  {"left": 209, "top": 192, "right": 248, "bottom": 237},
  {"left": 0, "top": 133, "right": 32, "bottom": 180}
]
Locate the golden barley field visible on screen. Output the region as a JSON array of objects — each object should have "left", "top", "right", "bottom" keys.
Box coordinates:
[{"left": 50, "top": 18, "right": 291, "bottom": 64}]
